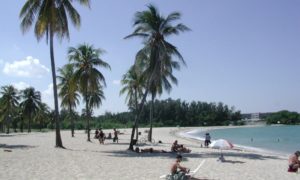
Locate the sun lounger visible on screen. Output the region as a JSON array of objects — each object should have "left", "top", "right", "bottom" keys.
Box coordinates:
[{"left": 159, "top": 160, "right": 206, "bottom": 179}]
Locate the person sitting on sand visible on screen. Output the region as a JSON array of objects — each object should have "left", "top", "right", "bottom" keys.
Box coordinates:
[
  {"left": 168, "top": 154, "right": 202, "bottom": 180},
  {"left": 107, "top": 132, "right": 112, "bottom": 139},
  {"left": 288, "top": 151, "right": 300, "bottom": 172},
  {"left": 135, "top": 147, "right": 168, "bottom": 153},
  {"left": 94, "top": 129, "right": 99, "bottom": 139},
  {"left": 171, "top": 140, "right": 191, "bottom": 153},
  {"left": 99, "top": 129, "right": 105, "bottom": 144}
]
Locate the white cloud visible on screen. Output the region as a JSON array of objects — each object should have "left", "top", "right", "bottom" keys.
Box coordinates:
[
  {"left": 13, "top": 81, "right": 30, "bottom": 90},
  {"left": 112, "top": 80, "right": 120, "bottom": 85},
  {"left": 42, "top": 83, "right": 54, "bottom": 109},
  {"left": 3, "top": 56, "right": 50, "bottom": 78}
]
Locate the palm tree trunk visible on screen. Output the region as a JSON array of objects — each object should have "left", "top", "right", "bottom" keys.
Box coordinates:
[
  {"left": 50, "top": 30, "right": 64, "bottom": 148},
  {"left": 20, "top": 117, "right": 24, "bottom": 133},
  {"left": 148, "top": 95, "right": 154, "bottom": 142},
  {"left": 6, "top": 117, "right": 10, "bottom": 134},
  {"left": 134, "top": 88, "right": 139, "bottom": 140},
  {"left": 85, "top": 92, "right": 91, "bottom": 141},
  {"left": 69, "top": 103, "right": 74, "bottom": 137},
  {"left": 129, "top": 87, "right": 150, "bottom": 150},
  {"left": 40, "top": 120, "right": 42, "bottom": 131},
  {"left": 28, "top": 114, "right": 31, "bottom": 133}
]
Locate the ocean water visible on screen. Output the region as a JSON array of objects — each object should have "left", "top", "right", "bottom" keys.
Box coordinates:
[{"left": 183, "top": 125, "right": 300, "bottom": 155}]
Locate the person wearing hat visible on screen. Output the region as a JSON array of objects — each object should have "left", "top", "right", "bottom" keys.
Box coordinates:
[{"left": 288, "top": 151, "right": 300, "bottom": 172}]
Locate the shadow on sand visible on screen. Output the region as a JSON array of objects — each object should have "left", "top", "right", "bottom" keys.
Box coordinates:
[
  {"left": 0, "top": 143, "right": 36, "bottom": 150},
  {"left": 204, "top": 151, "right": 283, "bottom": 160}
]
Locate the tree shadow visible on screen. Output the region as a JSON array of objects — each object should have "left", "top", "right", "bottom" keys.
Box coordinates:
[
  {"left": 101, "top": 149, "right": 204, "bottom": 160},
  {"left": 204, "top": 151, "right": 283, "bottom": 160},
  {"left": 0, "top": 144, "right": 36, "bottom": 150},
  {"left": 0, "top": 134, "right": 17, "bottom": 137},
  {"left": 219, "top": 159, "right": 245, "bottom": 164}
]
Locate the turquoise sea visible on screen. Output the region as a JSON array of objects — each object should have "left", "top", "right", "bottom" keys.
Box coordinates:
[{"left": 183, "top": 125, "right": 300, "bottom": 155}]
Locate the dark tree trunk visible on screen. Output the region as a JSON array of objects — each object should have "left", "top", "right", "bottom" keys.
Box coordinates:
[
  {"left": 0, "top": 122, "right": 3, "bottom": 133},
  {"left": 148, "top": 95, "right": 154, "bottom": 142},
  {"left": 20, "top": 117, "right": 24, "bottom": 133},
  {"left": 85, "top": 92, "right": 91, "bottom": 141},
  {"left": 69, "top": 102, "right": 74, "bottom": 137},
  {"left": 50, "top": 30, "right": 64, "bottom": 148},
  {"left": 28, "top": 114, "right": 31, "bottom": 133},
  {"left": 134, "top": 88, "right": 139, "bottom": 140},
  {"left": 39, "top": 119, "right": 42, "bottom": 131},
  {"left": 128, "top": 87, "right": 149, "bottom": 150},
  {"left": 6, "top": 119, "right": 10, "bottom": 134}
]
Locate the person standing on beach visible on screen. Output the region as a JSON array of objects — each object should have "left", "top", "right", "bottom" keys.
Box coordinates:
[
  {"left": 204, "top": 133, "right": 211, "bottom": 147},
  {"left": 113, "top": 128, "right": 118, "bottom": 143},
  {"left": 288, "top": 151, "right": 300, "bottom": 172}
]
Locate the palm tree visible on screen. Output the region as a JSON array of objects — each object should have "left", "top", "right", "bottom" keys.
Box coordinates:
[
  {"left": 20, "top": 0, "right": 90, "bottom": 148},
  {"left": 120, "top": 65, "right": 144, "bottom": 140},
  {"left": 34, "top": 103, "right": 50, "bottom": 131},
  {"left": 68, "top": 43, "right": 110, "bottom": 141},
  {"left": 0, "top": 85, "right": 20, "bottom": 134},
  {"left": 57, "top": 64, "right": 80, "bottom": 137},
  {"left": 125, "top": 4, "right": 190, "bottom": 150},
  {"left": 20, "top": 87, "right": 41, "bottom": 133}
]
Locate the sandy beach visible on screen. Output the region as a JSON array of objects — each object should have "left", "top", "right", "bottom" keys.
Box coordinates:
[{"left": 0, "top": 127, "right": 299, "bottom": 180}]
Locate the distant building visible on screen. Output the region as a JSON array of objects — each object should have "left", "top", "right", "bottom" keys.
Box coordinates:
[{"left": 250, "top": 113, "right": 260, "bottom": 121}]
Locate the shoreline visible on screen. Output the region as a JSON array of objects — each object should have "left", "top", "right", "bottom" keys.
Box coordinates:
[{"left": 172, "top": 125, "right": 289, "bottom": 158}]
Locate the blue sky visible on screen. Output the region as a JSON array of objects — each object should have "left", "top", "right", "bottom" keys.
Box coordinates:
[{"left": 0, "top": 0, "right": 299, "bottom": 115}]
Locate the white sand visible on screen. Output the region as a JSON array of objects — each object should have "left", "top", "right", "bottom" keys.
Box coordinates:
[{"left": 0, "top": 127, "right": 299, "bottom": 180}]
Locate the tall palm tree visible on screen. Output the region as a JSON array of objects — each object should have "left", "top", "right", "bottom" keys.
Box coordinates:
[
  {"left": 20, "top": 0, "right": 90, "bottom": 148},
  {"left": 0, "top": 85, "right": 20, "bottom": 134},
  {"left": 120, "top": 65, "right": 144, "bottom": 139},
  {"left": 57, "top": 64, "right": 80, "bottom": 137},
  {"left": 20, "top": 87, "right": 41, "bottom": 133},
  {"left": 34, "top": 102, "right": 50, "bottom": 131},
  {"left": 68, "top": 44, "right": 110, "bottom": 141},
  {"left": 125, "top": 4, "right": 190, "bottom": 150}
]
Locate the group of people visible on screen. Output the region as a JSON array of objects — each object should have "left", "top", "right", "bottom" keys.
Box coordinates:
[
  {"left": 171, "top": 140, "right": 191, "bottom": 153},
  {"left": 94, "top": 128, "right": 118, "bottom": 144}
]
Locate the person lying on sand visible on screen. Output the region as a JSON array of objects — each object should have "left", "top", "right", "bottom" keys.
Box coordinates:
[
  {"left": 135, "top": 147, "right": 168, "bottom": 153},
  {"left": 171, "top": 140, "right": 191, "bottom": 153},
  {"left": 168, "top": 154, "right": 203, "bottom": 180},
  {"left": 288, "top": 151, "right": 300, "bottom": 172}
]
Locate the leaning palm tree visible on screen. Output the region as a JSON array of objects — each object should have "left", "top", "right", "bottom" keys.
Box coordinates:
[
  {"left": 68, "top": 44, "right": 110, "bottom": 141},
  {"left": 20, "top": 87, "right": 41, "bottom": 133},
  {"left": 57, "top": 64, "right": 80, "bottom": 137},
  {"left": 0, "top": 85, "right": 20, "bottom": 134},
  {"left": 120, "top": 65, "right": 144, "bottom": 140},
  {"left": 125, "top": 4, "right": 190, "bottom": 150},
  {"left": 20, "top": 0, "right": 90, "bottom": 147}
]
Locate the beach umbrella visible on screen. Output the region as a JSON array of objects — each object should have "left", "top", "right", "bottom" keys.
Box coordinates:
[
  {"left": 210, "top": 139, "right": 234, "bottom": 149},
  {"left": 209, "top": 139, "right": 233, "bottom": 162}
]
